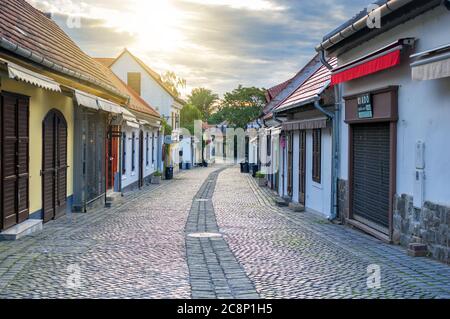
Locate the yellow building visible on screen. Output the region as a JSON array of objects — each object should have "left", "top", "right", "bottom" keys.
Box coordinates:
[{"left": 0, "top": 0, "right": 127, "bottom": 239}]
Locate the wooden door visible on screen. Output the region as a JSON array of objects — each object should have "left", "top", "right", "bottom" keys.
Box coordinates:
[
  {"left": 298, "top": 131, "right": 306, "bottom": 205},
  {"left": 139, "top": 130, "right": 144, "bottom": 188},
  {"left": 42, "top": 110, "right": 67, "bottom": 223},
  {"left": 1, "top": 93, "right": 29, "bottom": 230}
]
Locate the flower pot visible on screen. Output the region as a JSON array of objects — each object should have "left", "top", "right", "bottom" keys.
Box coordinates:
[
  {"left": 256, "top": 177, "right": 266, "bottom": 187},
  {"left": 151, "top": 175, "right": 161, "bottom": 184}
]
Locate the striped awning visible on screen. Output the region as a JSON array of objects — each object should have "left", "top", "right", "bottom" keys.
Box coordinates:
[
  {"left": 411, "top": 43, "right": 450, "bottom": 81},
  {"left": 97, "top": 98, "right": 123, "bottom": 114},
  {"left": 7, "top": 62, "right": 61, "bottom": 92},
  {"left": 282, "top": 117, "right": 329, "bottom": 131},
  {"left": 74, "top": 90, "right": 99, "bottom": 110}
]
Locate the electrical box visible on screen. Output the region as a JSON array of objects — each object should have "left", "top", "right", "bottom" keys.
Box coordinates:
[
  {"left": 415, "top": 141, "right": 425, "bottom": 169},
  {"left": 413, "top": 170, "right": 425, "bottom": 209}
]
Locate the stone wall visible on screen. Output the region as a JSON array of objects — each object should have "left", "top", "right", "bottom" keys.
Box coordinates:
[{"left": 394, "top": 194, "right": 450, "bottom": 264}]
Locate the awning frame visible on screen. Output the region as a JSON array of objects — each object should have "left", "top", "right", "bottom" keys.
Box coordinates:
[{"left": 282, "top": 117, "right": 329, "bottom": 131}]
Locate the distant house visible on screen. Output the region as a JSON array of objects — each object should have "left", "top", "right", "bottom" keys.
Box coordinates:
[{"left": 97, "top": 49, "right": 185, "bottom": 174}]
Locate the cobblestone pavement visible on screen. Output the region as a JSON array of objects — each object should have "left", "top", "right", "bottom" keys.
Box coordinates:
[
  {"left": 1, "top": 165, "right": 450, "bottom": 299},
  {"left": 0, "top": 167, "right": 218, "bottom": 299},
  {"left": 213, "top": 167, "right": 450, "bottom": 299},
  {"left": 185, "top": 167, "right": 259, "bottom": 299}
]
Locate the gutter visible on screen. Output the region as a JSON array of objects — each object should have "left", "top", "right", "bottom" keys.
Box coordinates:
[
  {"left": 316, "top": 0, "right": 414, "bottom": 52},
  {"left": 319, "top": 50, "right": 342, "bottom": 222},
  {"left": 0, "top": 36, "right": 127, "bottom": 100}
]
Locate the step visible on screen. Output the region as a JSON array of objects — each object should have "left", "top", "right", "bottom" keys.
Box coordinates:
[
  {"left": 106, "top": 192, "right": 122, "bottom": 202},
  {"left": 0, "top": 219, "right": 43, "bottom": 241},
  {"left": 274, "top": 197, "right": 289, "bottom": 207},
  {"left": 288, "top": 202, "right": 305, "bottom": 212}
]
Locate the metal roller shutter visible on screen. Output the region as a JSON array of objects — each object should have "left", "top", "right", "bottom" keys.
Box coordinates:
[{"left": 352, "top": 123, "right": 390, "bottom": 229}]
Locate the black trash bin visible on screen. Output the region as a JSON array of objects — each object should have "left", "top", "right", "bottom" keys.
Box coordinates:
[
  {"left": 251, "top": 164, "right": 258, "bottom": 177},
  {"left": 243, "top": 162, "right": 250, "bottom": 173},
  {"left": 240, "top": 163, "right": 244, "bottom": 173},
  {"left": 165, "top": 166, "right": 174, "bottom": 180}
]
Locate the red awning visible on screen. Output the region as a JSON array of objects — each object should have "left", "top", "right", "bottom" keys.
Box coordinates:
[{"left": 331, "top": 49, "right": 401, "bottom": 85}]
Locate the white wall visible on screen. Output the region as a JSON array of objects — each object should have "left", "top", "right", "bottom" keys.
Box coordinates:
[
  {"left": 338, "top": 6, "right": 450, "bottom": 206},
  {"left": 111, "top": 52, "right": 177, "bottom": 119},
  {"left": 121, "top": 125, "right": 158, "bottom": 189}
]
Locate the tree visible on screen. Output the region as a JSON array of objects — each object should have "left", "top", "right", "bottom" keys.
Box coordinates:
[
  {"left": 161, "top": 71, "right": 186, "bottom": 98},
  {"left": 187, "top": 88, "right": 219, "bottom": 120},
  {"left": 180, "top": 103, "right": 202, "bottom": 135},
  {"left": 209, "top": 85, "right": 266, "bottom": 129}
]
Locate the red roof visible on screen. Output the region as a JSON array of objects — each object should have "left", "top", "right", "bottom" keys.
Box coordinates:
[
  {"left": 0, "top": 0, "right": 115, "bottom": 92},
  {"left": 266, "top": 79, "right": 292, "bottom": 102},
  {"left": 277, "top": 58, "right": 337, "bottom": 111},
  {"left": 95, "top": 60, "right": 160, "bottom": 118}
]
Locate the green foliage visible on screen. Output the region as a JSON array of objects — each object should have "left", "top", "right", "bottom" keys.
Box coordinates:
[
  {"left": 161, "top": 118, "right": 172, "bottom": 136},
  {"left": 209, "top": 85, "right": 266, "bottom": 129},
  {"left": 255, "top": 171, "right": 265, "bottom": 178},
  {"left": 161, "top": 71, "right": 186, "bottom": 98},
  {"left": 180, "top": 103, "right": 202, "bottom": 134},
  {"left": 187, "top": 88, "right": 219, "bottom": 120},
  {"left": 153, "top": 171, "right": 162, "bottom": 177}
]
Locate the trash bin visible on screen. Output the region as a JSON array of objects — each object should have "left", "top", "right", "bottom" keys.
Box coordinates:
[
  {"left": 240, "top": 163, "right": 244, "bottom": 173},
  {"left": 185, "top": 163, "right": 192, "bottom": 170},
  {"left": 251, "top": 164, "right": 258, "bottom": 177},
  {"left": 165, "top": 166, "right": 174, "bottom": 180},
  {"left": 243, "top": 162, "right": 249, "bottom": 173}
]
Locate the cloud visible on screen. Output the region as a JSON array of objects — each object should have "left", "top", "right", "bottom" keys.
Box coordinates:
[{"left": 27, "top": 0, "right": 371, "bottom": 96}]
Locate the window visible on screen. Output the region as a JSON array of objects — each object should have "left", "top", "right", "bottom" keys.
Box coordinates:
[
  {"left": 312, "top": 129, "right": 322, "bottom": 183},
  {"left": 132, "top": 132, "right": 136, "bottom": 172},
  {"left": 152, "top": 132, "right": 155, "bottom": 164},
  {"left": 122, "top": 132, "right": 127, "bottom": 175},
  {"left": 146, "top": 132, "right": 149, "bottom": 166},
  {"left": 127, "top": 72, "right": 141, "bottom": 95}
]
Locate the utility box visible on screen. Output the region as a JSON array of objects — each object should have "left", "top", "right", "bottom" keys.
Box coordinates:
[{"left": 415, "top": 140, "right": 425, "bottom": 169}]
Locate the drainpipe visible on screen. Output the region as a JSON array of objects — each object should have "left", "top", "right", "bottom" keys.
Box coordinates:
[{"left": 319, "top": 50, "right": 341, "bottom": 222}]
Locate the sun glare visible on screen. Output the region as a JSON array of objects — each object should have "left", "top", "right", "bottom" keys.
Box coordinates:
[{"left": 95, "top": 0, "right": 185, "bottom": 52}]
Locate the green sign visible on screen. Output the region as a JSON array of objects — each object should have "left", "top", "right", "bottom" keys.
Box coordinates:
[{"left": 357, "top": 93, "right": 373, "bottom": 119}]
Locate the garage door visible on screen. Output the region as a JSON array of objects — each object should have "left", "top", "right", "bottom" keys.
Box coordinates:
[
  {"left": 352, "top": 122, "right": 390, "bottom": 230},
  {"left": 1, "top": 92, "right": 30, "bottom": 231}
]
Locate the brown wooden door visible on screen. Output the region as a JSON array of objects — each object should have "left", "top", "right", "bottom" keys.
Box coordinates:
[
  {"left": 1, "top": 93, "right": 29, "bottom": 231},
  {"left": 287, "top": 132, "right": 293, "bottom": 197},
  {"left": 138, "top": 130, "right": 144, "bottom": 188},
  {"left": 42, "top": 110, "right": 67, "bottom": 223},
  {"left": 298, "top": 130, "right": 306, "bottom": 205}
]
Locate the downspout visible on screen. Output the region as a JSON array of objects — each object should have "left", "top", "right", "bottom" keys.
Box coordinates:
[{"left": 319, "top": 50, "right": 341, "bottom": 222}]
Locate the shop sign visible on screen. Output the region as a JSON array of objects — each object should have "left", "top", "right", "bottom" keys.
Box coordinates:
[{"left": 357, "top": 93, "right": 373, "bottom": 119}]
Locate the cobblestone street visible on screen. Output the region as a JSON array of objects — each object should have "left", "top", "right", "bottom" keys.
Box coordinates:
[{"left": 0, "top": 165, "right": 449, "bottom": 299}]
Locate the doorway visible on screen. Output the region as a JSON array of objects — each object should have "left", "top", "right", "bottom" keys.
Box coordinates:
[
  {"left": 298, "top": 130, "right": 306, "bottom": 205},
  {"left": 138, "top": 130, "right": 144, "bottom": 188},
  {"left": 42, "top": 109, "right": 67, "bottom": 223}
]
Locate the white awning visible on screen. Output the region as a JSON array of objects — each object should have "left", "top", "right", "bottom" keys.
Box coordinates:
[
  {"left": 97, "top": 98, "right": 123, "bottom": 114},
  {"left": 74, "top": 90, "right": 99, "bottom": 110},
  {"left": 125, "top": 121, "right": 140, "bottom": 129},
  {"left": 282, "top": 117, "right": 329, "bottom": 131},
  {"left": 7, "top": 62, "right": 61, "bottom": 92},
  {"left": 411, "top": 44, "right": 450, "bottom": 81},
  {"left": 138, "top": 119, "right": 150, "bottom": 126}
]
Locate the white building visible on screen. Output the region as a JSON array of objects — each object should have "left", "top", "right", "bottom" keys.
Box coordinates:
[
  {"left": 318, "top": 0, "right": 450, "bottom": 262},
  {"left": 98, "top": 49, "right": 184, "bottom": 175}
]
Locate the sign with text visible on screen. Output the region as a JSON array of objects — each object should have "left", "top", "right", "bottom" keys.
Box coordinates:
[{"left": 357, "top": 93, "right": 373, "bottom": 119}]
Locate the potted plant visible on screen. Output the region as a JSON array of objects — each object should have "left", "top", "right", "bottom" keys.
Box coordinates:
[
  {"left": 151, "top": 171, "right": 162, "bottom": 184},
  {"left": 255, "top": 171, "right": 266, "bottom": 187}
]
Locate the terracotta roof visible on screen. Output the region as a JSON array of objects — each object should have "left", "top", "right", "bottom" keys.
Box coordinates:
[
  {"left": 0, "top": 0, "right": 117, "bottom": 94},
  {"left": 266, "top": 79, "right": 292, "bottom": 102},
  {"left": 95, "top": 58, "right": 116, "bottom": 68},
  {"left": 277, "top": 58, "right": 337, "bottom": 111},
  {"left": 95, "top": 60, "right": 161, "bottom": 118},
  {"left": 109, "top": 49, "right": 185, "bottom": 104}
]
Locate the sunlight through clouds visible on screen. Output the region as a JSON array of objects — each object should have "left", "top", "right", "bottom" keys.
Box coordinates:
[{"left": 182, "top": 0, "right": 285, "bottom": 11}]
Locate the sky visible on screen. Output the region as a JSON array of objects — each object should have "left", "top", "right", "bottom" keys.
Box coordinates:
[{"left": 28, "top": 0, "right": 371, "bottom": 97}]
